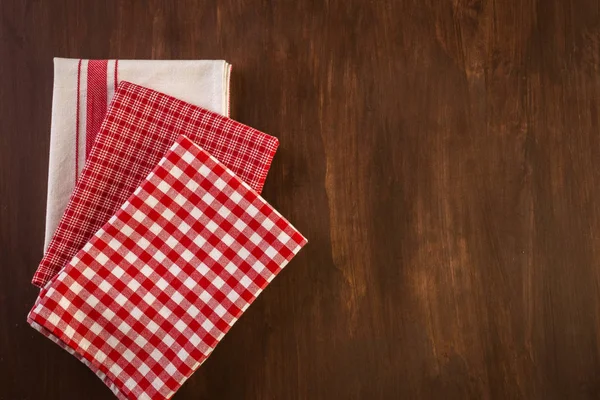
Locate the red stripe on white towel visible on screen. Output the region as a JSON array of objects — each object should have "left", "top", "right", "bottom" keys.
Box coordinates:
[{"left": 85, "top": 60, "right": 109, "bottom": 158}]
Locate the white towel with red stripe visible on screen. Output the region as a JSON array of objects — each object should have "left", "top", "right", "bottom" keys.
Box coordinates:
[{"left": 44, "top": 58, "right": 232, "bottom": 250}]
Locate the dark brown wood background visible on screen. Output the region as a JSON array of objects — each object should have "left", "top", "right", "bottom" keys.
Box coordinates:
[{"left": 2, "top": 0, "right": 600, "bottom": 399}]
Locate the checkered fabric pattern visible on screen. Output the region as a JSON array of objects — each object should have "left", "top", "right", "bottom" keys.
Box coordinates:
[
  {"left": 33, "top": 81, "right": 279, "bottom": 288},
  {"left": 28, "top": 135, "right": 307, "bottom": 400}
]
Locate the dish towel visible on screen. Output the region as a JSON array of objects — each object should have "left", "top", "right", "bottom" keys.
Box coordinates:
[
  {"left": 28, "top": 135, "right": 307, "bottom": 399},
  {"left": 33, "top": 81, "right": 278, "bottom": 288},
  {"left": 45, "top": 58, "right": 232, "bottom": 251}
]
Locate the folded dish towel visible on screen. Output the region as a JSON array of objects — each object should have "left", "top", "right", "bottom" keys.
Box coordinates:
[
  {"left": 45, "top": 58, "right": 232, "bottom": 251},
  {"left": 33, "top": 82, "right": 278, "bottom": 288},
  {"left": 28, "top": 135, "right": 307, "bottom": 399}
]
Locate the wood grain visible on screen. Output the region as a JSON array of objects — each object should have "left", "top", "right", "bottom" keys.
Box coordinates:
[{"left": 2, "top": 0, "right": 600, "bottom": 398}]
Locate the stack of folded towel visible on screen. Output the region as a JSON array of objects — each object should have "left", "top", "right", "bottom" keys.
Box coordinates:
[{"left": 28, "top": 59, "right": 307, "bottom": 400}]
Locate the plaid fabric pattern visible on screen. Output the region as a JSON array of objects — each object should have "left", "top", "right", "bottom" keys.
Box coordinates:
[
  {"left": 33, "top": 81, "right": 279, "bottom": 288},
  {"left": 28, "top": 136, "right": 307, "bottom": 400}
]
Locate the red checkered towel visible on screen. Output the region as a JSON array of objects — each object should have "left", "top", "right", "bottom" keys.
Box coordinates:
[
  {"left": 28, "top": 135, "right": 307, "bottom": 400},
  {"left": 33, "top": 82, "right": 279, "bottom": 288}
]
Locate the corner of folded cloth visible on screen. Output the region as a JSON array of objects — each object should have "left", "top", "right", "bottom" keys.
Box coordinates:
[{"left": 28, "top": 135, "right": 306, "bottom": 399}]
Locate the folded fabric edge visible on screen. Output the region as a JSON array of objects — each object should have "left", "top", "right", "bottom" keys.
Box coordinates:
[
  {"left": 252, "top": 136, "right": 279, "bottom": 194},
  {"left": 53, "top": 57, "right": 231, "bottom": 63}
]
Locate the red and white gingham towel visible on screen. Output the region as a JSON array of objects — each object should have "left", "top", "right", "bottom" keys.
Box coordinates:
[
  {"left": 33, "top": 82, "right": 279, "bottom": 288},
  {"left": 28, "top": 135, "right": 307, "bottom": 399}
]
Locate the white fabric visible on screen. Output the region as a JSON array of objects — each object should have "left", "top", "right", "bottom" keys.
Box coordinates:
[{"left": 44, "top": 58, "right": 231, "bottom": 250}]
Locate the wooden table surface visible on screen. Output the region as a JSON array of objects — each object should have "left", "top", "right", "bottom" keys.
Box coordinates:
[{"left": 2, "top": 0, "right": 600, "bottom": 399}]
